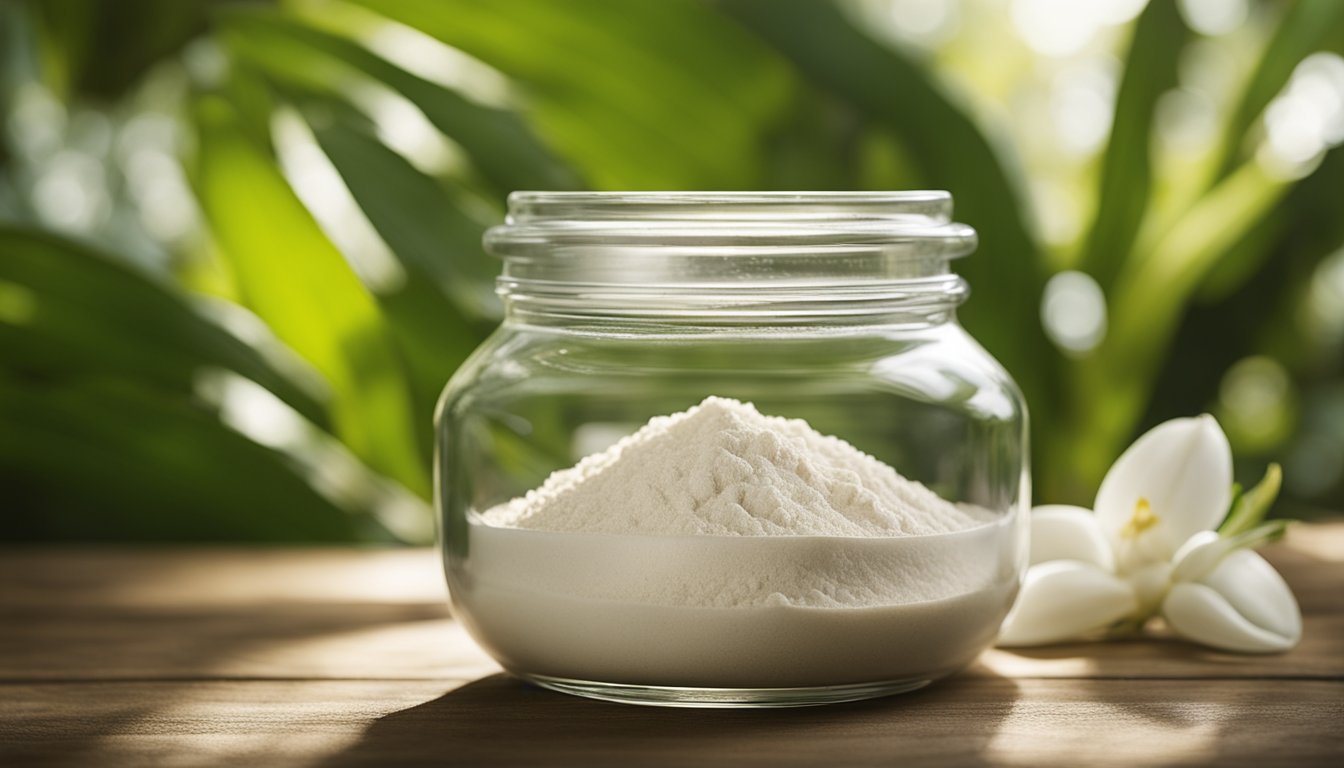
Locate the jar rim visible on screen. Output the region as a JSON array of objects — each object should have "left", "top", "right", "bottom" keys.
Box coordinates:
[
  {"left": 486, "top": 190, "right": 977, "bottom": 261},
  {"left": 488, "top": 191, "right": 976, "bottom": 321},
  {"left": 504, "top": 190, "right": 955, "bottom": 219}
]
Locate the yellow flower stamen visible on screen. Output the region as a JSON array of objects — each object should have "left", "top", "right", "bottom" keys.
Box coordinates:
[{"left": 1121, "top": 497, "right": 1159, "bottom": 539}]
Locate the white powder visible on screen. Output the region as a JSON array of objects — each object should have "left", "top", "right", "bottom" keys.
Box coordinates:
[
  {"left": 482, "top": 396, "right": 989, "bottom": 538},
  {"left": 457, "top": 397, "right": 1020, "bottom": 691}
]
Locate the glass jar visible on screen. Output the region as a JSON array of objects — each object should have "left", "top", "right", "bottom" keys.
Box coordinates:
[{"left": 436, "top": 192, "right": 1028, "bottom": 707}]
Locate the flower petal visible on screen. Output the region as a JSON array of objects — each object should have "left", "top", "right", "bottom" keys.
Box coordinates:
[
  {"left": 998, "top": 560, "right": 1139, "bottom": 647},
  {"left": 1163, "top": 582, "right": 1298, "bottom": 653},
  {"left": 1200, "top": 550, "right": 1301, "bottom": 645},
  {"left": 1095, "top": 415, "right": 1233, "bottom": 564},
  {"left": 1029, "top": 505, "right": 1114, "bottom": 570},
  {"left": 1170, "top": 530, "right": 1225, "bottom": 582},
  {"left": 1127, "top": 560, "right": 1174, "bottom": 617}
]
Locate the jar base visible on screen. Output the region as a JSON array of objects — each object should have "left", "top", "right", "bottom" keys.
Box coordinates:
[{"left": 519, "top": 673, "right": 933, "bottom": 708}]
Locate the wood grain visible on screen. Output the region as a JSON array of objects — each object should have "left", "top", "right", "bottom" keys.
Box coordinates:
[
  {"left": 1, "top": 522, "right": 1341, "bottom": 767},
  {"left": 2, "top": 678, "right": 1339, "bottom": 768}
]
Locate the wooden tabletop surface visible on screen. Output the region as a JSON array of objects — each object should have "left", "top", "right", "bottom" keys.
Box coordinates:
[{"left": 2, "top": 523, "right": 1341, "bottom": 767}]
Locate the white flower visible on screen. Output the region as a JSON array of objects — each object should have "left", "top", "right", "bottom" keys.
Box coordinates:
[{"left": 999, "top": 415, "right": 1301, "bottom": 653}]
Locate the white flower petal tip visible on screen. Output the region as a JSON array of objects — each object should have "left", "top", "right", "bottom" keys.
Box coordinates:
[
  {"left": 1029, "top": 505, "right": 1114, "bottom": 570},
  {"left": 998, "top": 560, "right": 1139, "bottom": 647},
  {"left": 1163, "top": 551, "right": 1302, "bottom": 654},
  {"left": 1095, "top": 414, "right": 1233, "bottom": 564},
  {"left": 1203, "top": 550, "right": 1302, "bottom": 642},
  {"left": 1171, "top": 530, "right": 1225, "bottom": 582}
]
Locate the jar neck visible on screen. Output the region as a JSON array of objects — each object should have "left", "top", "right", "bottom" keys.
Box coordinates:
[
  {"left": 498, "top": 272, "right": 968, "bottom": 330},
  {"left": 487, "top": 191, "right": 976, "bottom": 331}
]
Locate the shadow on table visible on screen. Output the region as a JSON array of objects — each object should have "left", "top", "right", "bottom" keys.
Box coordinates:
[{"left": 322, "top": 669, "right": 1020, "bottom": 768}]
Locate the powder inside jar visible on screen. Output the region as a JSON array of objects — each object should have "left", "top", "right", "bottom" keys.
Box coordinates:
[
  {"left": 461, "top": 397, "right": 1017, "bottom": 688},
  {"left": 483, "top": 396, "right": 990, "bottom": 538}
]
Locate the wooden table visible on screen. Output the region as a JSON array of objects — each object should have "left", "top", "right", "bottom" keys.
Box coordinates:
[{"left": 2, "top": 524, "right": 1341, "bottom": 767}]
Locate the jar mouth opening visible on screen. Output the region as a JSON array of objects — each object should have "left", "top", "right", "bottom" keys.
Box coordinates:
[
  {"left": 487, "top": 191, "right": 978, "bottom": 267},
  {"left": 503, "top": 190, "right": 956, "bottom": 223}
]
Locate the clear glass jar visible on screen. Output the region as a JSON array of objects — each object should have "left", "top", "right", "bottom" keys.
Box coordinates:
[{"left": 436, "top": 192, "right": 1028, "bottom": 707}]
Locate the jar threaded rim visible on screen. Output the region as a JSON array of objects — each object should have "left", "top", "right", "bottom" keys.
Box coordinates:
[{"left": 487, "top": 191, "right": 976, "bottom": 322}]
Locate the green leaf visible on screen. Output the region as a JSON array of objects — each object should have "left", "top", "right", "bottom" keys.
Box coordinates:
[
  {"left": 305, "top": 107, "right": 497, "bottom": 315},
  {"left": 212, "top": 10, "right": 505, "bottom": 443},
  {"left": 304, "top": 114, "right": 491, "bottom": 450},
  {"left": 1220, "top": 463, "right": 1283, "bottom": 537},
  {"left": 721, "top": 0, "right": 1052, "bottom": 424},
  {"left": 1225, "top": 481, "right": 1244, "bottom": 517},
  {"left": 1067, "top": 162, "right": 1295, "bottom": 485},
  {"left": 1194, "top": 204, "right": 1287, "bottom": 302},
  {"left": 190, "top": 93, "right": 428, "bottom": 497},
  {"left": 1211, "top": 0, "right": 1344, "bottom": 181},
  {"left": 352, "top": 0, "right": 793, "bottom": 189},
  {"left": 1201, "top": 127, "right": 1344, "bottom": 302},
  {"left": 0, "top": 225, "right": 326, "bottom": 425},
  {"left": 1078, "top": 0, "right": 1188, "bottom": 288},
  {"left": 0, "top": 378, "right": 365, "bottom": 543},
  {"left": 1108, "top": 162, "right": 1293, "bottom": 385},
  {"left": 22, "top": 0, "right": 209, "bottom": 101},
  {"left": 216, "top": 6, "right": 579, "bottom": 196}
]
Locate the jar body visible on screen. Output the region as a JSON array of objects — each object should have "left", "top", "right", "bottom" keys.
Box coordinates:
[
  {"left": 437, "top": 190, "right": 1027, "bottom": 706},
  {"left": 437, "top": 318, "right": 1028, "bottom": 704}
]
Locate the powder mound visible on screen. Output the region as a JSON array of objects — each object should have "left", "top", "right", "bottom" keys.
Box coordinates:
[{"left": 482, "top": 396, "right": 989, "bottom": 537}]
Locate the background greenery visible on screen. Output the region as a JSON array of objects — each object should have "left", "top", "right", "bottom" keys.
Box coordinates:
[{"left": 2, "top": 0, "right": 1342, "bottom": 542}]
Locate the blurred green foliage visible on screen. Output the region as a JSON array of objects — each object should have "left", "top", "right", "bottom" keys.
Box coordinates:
[{"left": 1, "top": 0, "right": 1342, "bottom": 542}]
